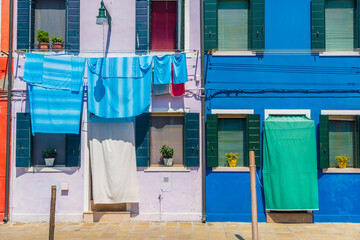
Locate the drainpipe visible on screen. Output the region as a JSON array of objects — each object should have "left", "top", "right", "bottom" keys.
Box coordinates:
[
  {"left": 200, "top": 0, "right": 206, "bottom": 223},
  {"left": 3, "top": 0, "right": 14, "bottom": 223}
]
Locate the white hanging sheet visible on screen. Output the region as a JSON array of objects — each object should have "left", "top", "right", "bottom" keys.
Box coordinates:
[{"left": 89, "top": 121, "right": 140, "bottom": 204}]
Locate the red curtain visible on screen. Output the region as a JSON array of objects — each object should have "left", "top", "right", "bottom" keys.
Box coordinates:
[{"left": 151, "top": 1, "right": 177, "bottom": 51}]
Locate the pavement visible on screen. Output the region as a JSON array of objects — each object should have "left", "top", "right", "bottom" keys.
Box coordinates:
[{"left": 0, "top": 221, "right": 359, "bottom": 240}]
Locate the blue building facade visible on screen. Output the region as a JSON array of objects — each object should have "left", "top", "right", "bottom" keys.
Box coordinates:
[{"left": 205, "top": 0, "right": 360, "bottom": 222}]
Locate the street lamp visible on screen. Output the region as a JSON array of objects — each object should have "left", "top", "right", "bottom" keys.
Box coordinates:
[{"left": 96, "top": 0, "right": 112, "bottom": 31}]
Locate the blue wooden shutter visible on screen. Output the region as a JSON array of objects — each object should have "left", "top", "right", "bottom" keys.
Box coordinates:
[
  {"left": 250, "top": 0, "right": 265, "bottom": 51},
  {"left": 136, "top": 0, "right": 151, "bottom": 52},
  {"left": 246, "top": 114, "right": 260, "bottom": 167},
  {"left": 184, "top": 113, "right": 200, "bottom": 167},
  {"left": 177, "top": 0, "right": 185, "bottom": 50},
  {"left": 17, "top": 0, "right": 35, "bottom": 50},
  {"left": 66, "top": 134, "right": 81, "bottom": 167},
  {"left": 312, "top": 0, "right": 326, "bottom": 52},
  {"left": 66, "top": 0, "right": 80, "bottom": 51},
  {"left": 204, "top": 0, "right": 218, "bottom": 51},
  {"left": 206, "top": 114, "right": 218, "bottom": 167},
  {"left": 136, "top": 113, "right": 150, "bottom": 167},
  {"left": 319, "top": 115, "right": 329, "bottom": 168},
  {"left": 16, "top": 113, "right": 32, "bottom": 167},
  {"left": 357, "top": 115, "right": 360, "bottom": 168}
]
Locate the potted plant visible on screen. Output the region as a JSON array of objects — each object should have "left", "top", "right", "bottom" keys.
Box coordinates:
[
  {"left": 36, "top": 30, "right": 50, "bottom": 50},
  {"left": 160, "top": 145, "right": 174, "bottom": 166},
  {"left": 226, "top": 152, "right": 239, "bottom": 167},
  {"left": 41, "top": 148, "right": 57, "bottom": 167},
  {"left": 336, "top": 154, "right": 350, "bottom": 168},
  {"left": 51, "top": 35, "right": 64, "bottom": 50}
]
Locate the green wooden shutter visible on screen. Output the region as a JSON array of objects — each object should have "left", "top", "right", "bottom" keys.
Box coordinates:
[
  {"left": 250, "top": 0, "right": 265, "bottom": 51},
  {"left": 206, "top": 114, "right": 218, "bottom": 167},
  {"left": 354, "top": 0, "right": 359, "bottom": 49},
  {"left": 177, "top": 0, "right": 185, "bottom": 50},
  {"left": 357, "top": 115, "right": 360, "bottom": 168},
  {"left": 319, "top": 115, "right": 329, "bottom": 168},
  {"left": 66, "top": 134, "right": 81, "bottom": 167},
  {"left": 136, "top": 113, "right": 150, "bottom": 167},
  {"left": 246, "top": 114, "right": 260, "bottom": 167},
  {"left": 67, "top": 0, "right": 80, "bottom": 51},
  {"left": 184, "top": 113, "right": 200, "bottom": 167},
  {"left": 136, "top": 0, "right": 151, "bottom": 52},
  {"left": 17, "top": 0, "right": 35, "bottom": 50},
  {"left": 312, "top": 0, "right": 326, "bottom": 52},
  {"left": 204, "top": 0, "right": 218, "bottom": 51},
  {"left": 16, "top": 113, "right": 32, "bottom": 167}
]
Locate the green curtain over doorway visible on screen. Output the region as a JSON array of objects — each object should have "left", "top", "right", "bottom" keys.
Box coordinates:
[{"left": 263, "top": 116, "right": 319, "bottom": 210}]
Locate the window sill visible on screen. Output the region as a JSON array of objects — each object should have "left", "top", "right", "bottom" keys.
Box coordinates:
[
  {"left": 319, "top": 51, "right": 360, "bottom": 57},
  {"left": 322, "top": 168, "right": 360, "bottom": 174},
  {"left": 212, "top": 51, "right": 256, "bottom": 57},
  {"left": 212, "top": 167, "right": 250, "bottom": 172},
  {"left": 25, "top": 166, "right": 76, "bottom": 173},
  {"left": 143, "top": 167, "right": 191, "bottom": 172}
]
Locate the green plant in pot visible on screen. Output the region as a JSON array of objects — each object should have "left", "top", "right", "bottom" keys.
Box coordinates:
[
  {"left": 51, "top": 35, "right": 64, "bottom": 50},
  {"left": 160, "top": 145, "right": 174, "bottom": 166},
  {"left": 41, "top": 148, "right": 56, "bottom": 167},
  {"left": 36, "top": 30, "right": 50, "bottom": 50}
]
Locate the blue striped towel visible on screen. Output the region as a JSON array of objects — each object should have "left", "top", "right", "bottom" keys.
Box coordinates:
[{"left": 87, "top": 56, "right": 153, "bottom": 118}]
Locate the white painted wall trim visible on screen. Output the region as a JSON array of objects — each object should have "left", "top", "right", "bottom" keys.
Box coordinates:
[
  {"left": 212, "top": 51, "right": 256, "bottom": 57},
  {"left": 265, "top": 109, "right": 311, "bottom": 119},
  {"left": 212, "top": 167, "right": 250, "bottom": 172},
  {"left": 321, "top": 110, "right": 360, "bottom": 116},
  {"left": 11, "top": 213, "right": 83, "bottom": 223},
  {"left": 24, "top": 167, "right": 77, "bottom": 173},
  {"left": 319, "top": 51, "right": 360, "bottom": 57},
  {"left": 83, "top": 113, "right": 90, "bottom": 212},
  {"left": 150, "top": 107, "right": 191, "bottom": 113},
  {"left": 130, "top": 213, "right": 201, "bottom": 222},
  {"left": 322, "top": 168, "right": 360, "bottom": 173},
  {"left": 184, "top": 0, "right": 190, "bottom": 51},
  {"left": 211, "top": 109, "right": 254, "bottom": 114},
  {"left": 143, "top": 167, "right": 191, "bottom": 172}
]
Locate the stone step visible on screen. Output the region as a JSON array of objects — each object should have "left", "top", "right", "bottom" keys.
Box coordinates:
[
  {"left": 90, "top": 200, "right": 126, "bottom": 212},
  {"left": 83, "top": 211, "right": 130, "bottom": 223},
  {"left": 266, "top": 212, "right": 313, "bottom": 223}
]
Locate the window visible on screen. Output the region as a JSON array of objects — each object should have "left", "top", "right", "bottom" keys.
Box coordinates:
[
  {"left": 150, "top": 115, "right": 184, "bottom": 166},
  {"left": 218, "top": 117, "right": 246, "bottom": 166},
  {"left": 135, "top": 112, "right": 200, "bottom": 168},
  {"left": 319, "top": 114, "right": 360, "bottom": 168},
  {"left": 34, "top": 0, "right": 66, "bottom": 47},
  {"left": 218, "top": 0, "right": 249, "bottom": 50},
  {"left": 311, "top": 0, "right": 359, "bottom": 52},
  {"left": 151, "top": 0, "right": 177, "bottom": 50},
  {"left": 206, "top": 113, "right": 260, "bottom": 168},
  {"left": 136, "top": 0, "right": 184, "bottom": 51},
  {"left": 204, "top": 0, "right": 265, "bottom": 52},
  {"left": 15, "top": 113, "right": 81, "bottom": 167},
  {"left": 325, "top": 0, "right": 355, "bottom": 51},
  {"left": 17, "top": 0, "right": 80, "bottom": 50},
  {"left": 32, "top": 133, "right": 67, "bottom": 166}
]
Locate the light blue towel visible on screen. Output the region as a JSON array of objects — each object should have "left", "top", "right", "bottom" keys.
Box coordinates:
[
  {"left": 172, "top": 53, "right": 188, "bottom": 84},
  {"left": 23, "top": 53, "right": 44, "bottom": 84},
  {"left": 154, "top": 55, "right": 171, "bottom": 84},
  {"left": 87, "top": 56, "right": 153, "bottom": 118},
  {"left": 28, "top": 85, "right": 84, "bottom": 135}
]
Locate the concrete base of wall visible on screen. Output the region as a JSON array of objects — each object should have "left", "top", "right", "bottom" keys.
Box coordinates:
[
  {"left": 11, "top": 213, "right": 83, "bottom": 222},
  {"left": 266, "top": 213, "right": 313, "bottom": 223},
  {"left": 130, "top": 213, "right": 202, "bottom": 222}
]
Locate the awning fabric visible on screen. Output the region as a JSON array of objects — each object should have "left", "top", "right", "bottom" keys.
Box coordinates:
[
  {"left": 87, "top": 56, "right": 153, "bottom": 118},
  {"left": 263, "top": 116, "right": 319, "bottom": 210},
  {"left": 23, "top": 53, "right": 85, "bottom": 135}
]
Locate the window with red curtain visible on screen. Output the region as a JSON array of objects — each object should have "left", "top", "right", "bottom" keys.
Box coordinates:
[{"left": 151, "top": 0, "right": 177, "bottom": 51}]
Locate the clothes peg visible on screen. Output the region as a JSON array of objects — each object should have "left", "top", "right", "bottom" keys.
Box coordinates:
[
  {"left": 25, "top": 49, "right": 28, "bottom": 53},
  {"left": 72, "top": 54, "right": 74, "bottom": 57}
]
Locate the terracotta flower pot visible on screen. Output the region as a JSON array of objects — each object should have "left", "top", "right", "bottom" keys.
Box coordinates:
[
  {"left": 53, "top": 42, "right": 63, "bottom": 50},
  {"left": 39, "top": 42, "right": 50, "bottom": 50}
]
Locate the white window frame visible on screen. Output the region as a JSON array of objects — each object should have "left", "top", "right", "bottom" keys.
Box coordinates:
[
  {"left": 321, "top": 110, "right": 360, "bottom": 173},
  {"left": 265, "top": 109, "right": 311, "bottom": 119},
  {"left": 211, "top": 109, "right": 254, "bottom": 172}
]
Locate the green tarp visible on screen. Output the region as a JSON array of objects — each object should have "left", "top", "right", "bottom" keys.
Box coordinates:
[{"left": 263, "top": 116, "right": 319, "bottom": 210}]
